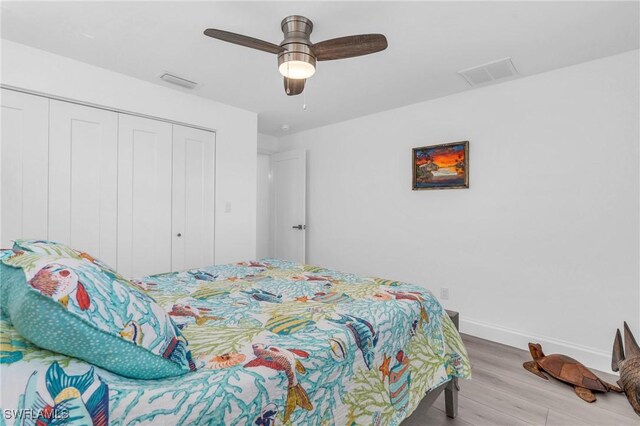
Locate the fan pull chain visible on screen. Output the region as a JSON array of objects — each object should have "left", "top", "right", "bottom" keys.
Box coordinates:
[{"left": 302, "top": 89, "right": 307, "bottom": 110}]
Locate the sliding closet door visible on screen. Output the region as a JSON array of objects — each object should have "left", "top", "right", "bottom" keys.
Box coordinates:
[
  {"left": 117, "top": 115, "right": 173, "bottom": 277},
  {"left": 171, "top": 125, "right": 215, "bottom": 271},
  {"left": 0, "top": 89, "right": 49, "bottom": 247},
  {"left": 48, "top": 100, "right": 118, "bottom": 266}
]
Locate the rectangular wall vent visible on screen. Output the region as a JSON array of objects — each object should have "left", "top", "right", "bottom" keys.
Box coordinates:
[
  {"left": 458, "top": 57, "right": 518, "bottom": 87},
  {"left": 159, "top": 72, "right": 199, "bottom": 89}
]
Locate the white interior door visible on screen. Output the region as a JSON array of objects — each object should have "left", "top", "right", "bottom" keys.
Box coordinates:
[
  {"left": 272, "top": 149, "right": 306, "bottom": 263},
  {"left": 1, "top": 89, "right": 49, "bottom": 247},
  {"left": 171, "top": 125, "right": 215, "bottom": 271},
  {"left": 117, "top": 114, "right": 173, "bottom": 277},
  {"left": 48, "top": 100, "right": 118, "bottom": 266}
]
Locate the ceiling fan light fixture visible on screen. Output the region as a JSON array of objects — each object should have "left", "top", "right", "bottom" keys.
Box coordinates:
[
  {"left": 278, "top": 47, "right": 316, "bottom": 79},
  {"left": 279, "top": 60, "right": 315, "bottom": 79}
]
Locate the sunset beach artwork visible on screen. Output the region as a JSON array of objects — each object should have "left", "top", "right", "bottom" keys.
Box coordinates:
[{"left": 412, "top": 141, "right": 469, "bottom": 190}]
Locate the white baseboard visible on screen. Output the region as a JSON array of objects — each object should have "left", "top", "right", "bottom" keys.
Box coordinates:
[{"left": 460, "top": 317, "right": 616, "bottom": 375}]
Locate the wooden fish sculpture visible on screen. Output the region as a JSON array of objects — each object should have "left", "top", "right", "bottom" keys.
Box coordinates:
[{"left": 612, "top": 322, "right": 640, "bottom": 416}]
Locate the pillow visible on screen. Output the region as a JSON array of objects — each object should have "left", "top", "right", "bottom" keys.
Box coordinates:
[
  {"left": 0, "top": 248, "right": 196, "bottom": 379},
  {"left": 13, "top": 239, "right": 127, "bottom": 284},
  {"left": 13, "top": 239, "right": 86, "bottom": 257}
]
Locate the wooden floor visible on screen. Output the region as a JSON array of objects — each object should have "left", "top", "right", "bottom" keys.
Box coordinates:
[{"left": 403, "top": 334, "right": 637, "bottom": 425}]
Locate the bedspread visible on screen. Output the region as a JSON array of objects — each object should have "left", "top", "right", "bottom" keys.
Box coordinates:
[{"left": 0, "top": 259, "right": 470, "bottom": 425}]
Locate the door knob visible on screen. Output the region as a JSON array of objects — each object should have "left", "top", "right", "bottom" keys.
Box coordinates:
[
  {"left": 177, "top": 233, "right": 182, "bottom": 237},
  {"left": 292, "top": 225, "right": 306, "bottom": 230}
]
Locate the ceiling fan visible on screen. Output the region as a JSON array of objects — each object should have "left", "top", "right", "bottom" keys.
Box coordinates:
[{"left": 204, "top": 15, "right": 388, "bottom": 96}]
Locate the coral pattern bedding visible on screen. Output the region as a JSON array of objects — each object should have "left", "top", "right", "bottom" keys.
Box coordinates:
[
  {"left": 0, "top": 259, "right": 470, "bottom": 426},
  {"left": 0, "top": 246, "right": 195, "bottom": 379}
]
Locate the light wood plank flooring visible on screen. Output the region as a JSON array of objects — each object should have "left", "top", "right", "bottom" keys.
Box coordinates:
[{"left": 404, "top": 334, "right": 637, "bottom": 425}]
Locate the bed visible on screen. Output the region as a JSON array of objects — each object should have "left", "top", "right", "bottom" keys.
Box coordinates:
[{"left": 0, "top": 259, "right": 470, "bottom": 425}]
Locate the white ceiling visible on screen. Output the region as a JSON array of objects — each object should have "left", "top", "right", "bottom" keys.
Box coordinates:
[{"left": 2, "top": 1, "right": 638, "bottom": 136}]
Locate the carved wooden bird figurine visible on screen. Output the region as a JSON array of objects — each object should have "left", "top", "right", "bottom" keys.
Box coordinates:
[{"left": 612, "top": 322, "right": 640, "bottom": 416}]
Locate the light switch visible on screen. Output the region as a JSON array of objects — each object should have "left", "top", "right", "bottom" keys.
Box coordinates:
[{"left": 225, "top": 202, "right": 232, "bottom": 213}]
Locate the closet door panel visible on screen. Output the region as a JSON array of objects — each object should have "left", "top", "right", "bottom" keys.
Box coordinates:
[
  {"left": 0, "top": 89, "right": 49, "bottom": 247},
  {"left": 172, "top": 125, "right": 215, "bottom": 271},
  {"left": 118, "top": 114, "right": 172, "bottom": 277},
  {"left": 48, "top": 100, "right": 118, "bottom": 266}
]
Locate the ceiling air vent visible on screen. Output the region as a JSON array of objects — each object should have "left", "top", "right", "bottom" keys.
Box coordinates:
[
  {"left": 458, "top": 57, "right": 518, "bottom": 87},
  {"left": 159, "top": 72, "right": 199, "bottom": 89}
]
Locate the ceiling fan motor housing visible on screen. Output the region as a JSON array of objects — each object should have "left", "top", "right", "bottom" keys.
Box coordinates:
[{"left": 278, "top": 15, "right": 316, "bottom": 77}]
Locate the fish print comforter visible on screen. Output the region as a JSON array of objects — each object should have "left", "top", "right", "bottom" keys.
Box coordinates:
[{"left": 0, "top": 259, "right": 471, "bottom": 425}]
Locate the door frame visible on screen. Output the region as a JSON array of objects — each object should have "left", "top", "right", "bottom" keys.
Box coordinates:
[{"left": 1, "top": 85, "right": 217, "bottom": 134}]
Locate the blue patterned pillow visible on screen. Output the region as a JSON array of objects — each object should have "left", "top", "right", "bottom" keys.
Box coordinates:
[
  {"left": 0, "top": 248, "right": 196, "bottom": 379},
  {"left": 13, "top": 239, "right": 128, "bottom": 284}
]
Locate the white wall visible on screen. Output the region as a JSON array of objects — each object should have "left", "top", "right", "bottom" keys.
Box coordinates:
[
  {"left": 1, "top": 40, "right": 257, "bottom": 264},
  {"left": 278, "top": 50, "right": 640, "bottom": 372},
  {"left": 256, "top": 133, "right": 277, "bottom": 259},
  {"left": 256, "top": 154, "right": 272, "bottom": 259},
  {"left": 258, "top": 132, "right": 279, "bottom": 154}
]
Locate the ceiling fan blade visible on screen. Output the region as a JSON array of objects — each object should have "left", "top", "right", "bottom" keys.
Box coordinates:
[
  {"left": 204, "top": 28, "right": 285, "bottom": 55},
  {"left": 312, "top": 34, "right": 387, "bottom": 61},
  {"left": 284, "top": 77, "right": 306, "bottom": 96}
]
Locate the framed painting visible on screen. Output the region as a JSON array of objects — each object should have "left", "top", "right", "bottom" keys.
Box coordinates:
[{"left": 412, "top": 141, "right": 469, "bottom": 190}]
